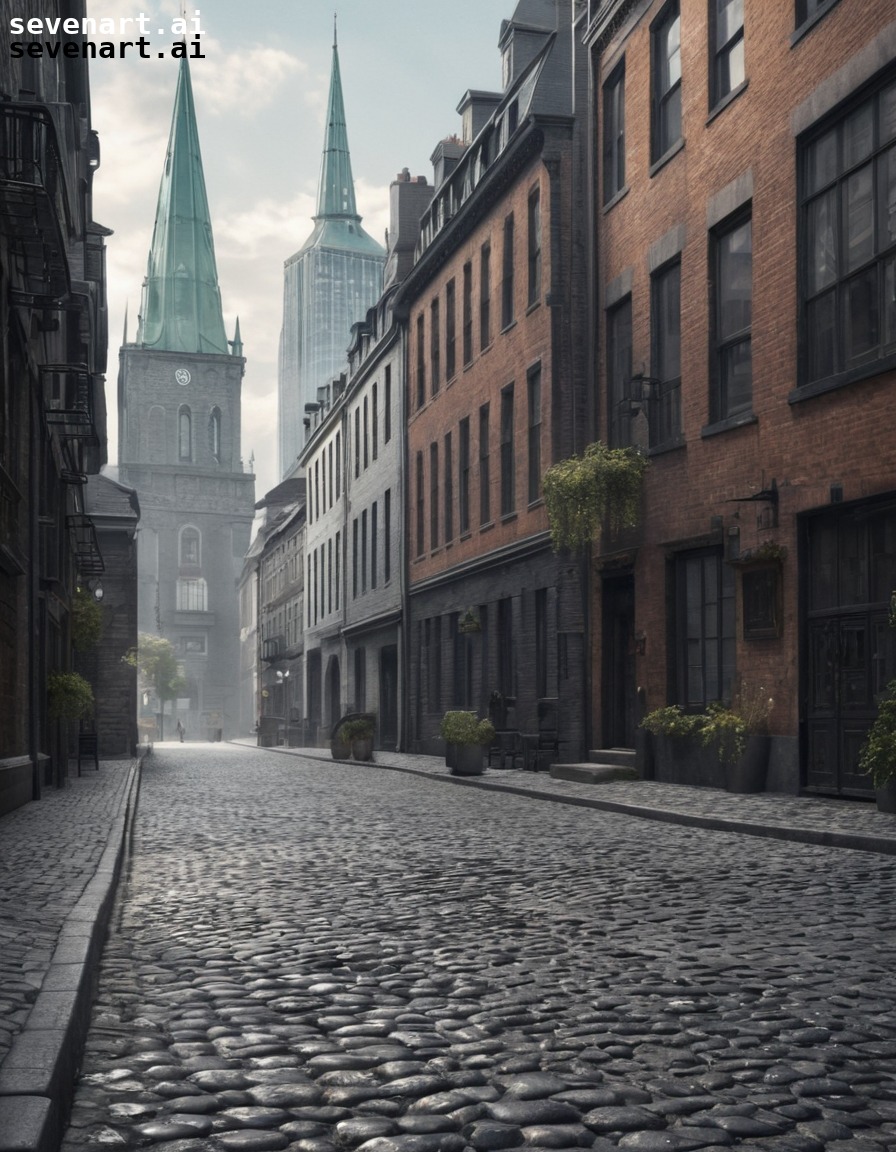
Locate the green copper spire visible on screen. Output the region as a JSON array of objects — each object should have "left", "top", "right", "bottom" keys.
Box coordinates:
[
  {"left": 315, "top": 29, "right": 359, "bottom": 220},
  {"left": 137, "top": 57, "right": 229, "bottom": 354}
]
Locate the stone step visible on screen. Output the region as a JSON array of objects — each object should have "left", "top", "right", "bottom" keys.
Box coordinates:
[
  {"left": 549, "top": 762, "right": 639, "bottom": 785},
  {"left": 588, "top": 747, "right": 637, "bottom": 768}
]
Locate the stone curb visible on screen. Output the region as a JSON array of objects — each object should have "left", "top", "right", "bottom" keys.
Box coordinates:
[
  {"left": 0, "top": 758, "right": 142, "bottom": 1152},
  {"left": 236, "top": 741, "right": 896, "bottom": 858}
]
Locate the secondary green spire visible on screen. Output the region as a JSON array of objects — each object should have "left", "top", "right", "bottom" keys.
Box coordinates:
[
  {"left": 137, "top": 56, "right": 228, "bottom": 354},
  {"left": 315, "top": 26, "right": 359, "bottom": 220}
]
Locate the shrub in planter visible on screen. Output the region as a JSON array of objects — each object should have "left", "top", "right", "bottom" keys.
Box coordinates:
[
  {"left": 47, "top": 671, "right": 94, "bottom": 721},
  {"left": 439, "top": 711, "right": 495, "bottom": 776},
  {"left": 339, "top": 717, "right": 375, "bottom": 762},
  {"left": 859, "top": 680, "right": 896, "bottom": 812}
]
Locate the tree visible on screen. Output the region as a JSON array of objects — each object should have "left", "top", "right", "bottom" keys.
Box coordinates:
[{"left": 123, "top": 633, "right": 187, "bottom": 741}]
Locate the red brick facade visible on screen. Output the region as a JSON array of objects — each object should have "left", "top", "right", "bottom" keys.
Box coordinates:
[{"left": 585, "top": 1, "right": 896, "bottom": 793}]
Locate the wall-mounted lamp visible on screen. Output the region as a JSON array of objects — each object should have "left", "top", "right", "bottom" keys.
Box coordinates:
[{"left": 625, "top": 372, "right": 661, "bottom": 416}]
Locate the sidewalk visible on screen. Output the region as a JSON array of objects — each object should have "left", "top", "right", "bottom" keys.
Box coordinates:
[
  {"left": 232, "top": 736, "right": 896, "bottom": 857},
  {"left": 0, "top": 757, "right": 140, "bottom": 1152}
]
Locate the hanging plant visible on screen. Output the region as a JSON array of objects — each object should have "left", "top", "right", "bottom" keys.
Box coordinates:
[
  {"left": 542, "top": 442, "right": 648, "bottom": 552},
  {"left": 72, "top": 586, "right": 103, "bottom": 651},
  {"left": 47, "top": 671, "right": 94, "bottom": 721}
]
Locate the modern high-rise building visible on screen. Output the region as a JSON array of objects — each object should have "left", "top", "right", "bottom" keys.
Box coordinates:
[
  {"left": 277, "top": 32, "right": 385, "bottom": 480},
  {"left": 117, "top": 57, "right": 255, "bottom": 740}
]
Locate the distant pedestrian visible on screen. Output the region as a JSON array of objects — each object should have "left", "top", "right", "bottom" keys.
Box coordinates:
[{"left": 176, "top": 719, "right": 185, "bottom": 743}]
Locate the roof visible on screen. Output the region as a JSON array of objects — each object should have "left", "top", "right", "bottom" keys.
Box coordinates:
[{"left": 136, "top": 58, "right": 229, "bottom": 355}]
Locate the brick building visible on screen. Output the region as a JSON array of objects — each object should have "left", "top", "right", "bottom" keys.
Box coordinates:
[
  {"left": 0, "top": 0, "right": 112, "bottom": 810},
  {"left": 583, "top": 1, "right": 896, "bottom": 794},
  {"left": 398, "top": 0, "right": 589, "bottom": 758}
]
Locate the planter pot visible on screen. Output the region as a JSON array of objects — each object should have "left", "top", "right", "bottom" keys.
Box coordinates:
[
  {"left": 351, "top": 738, "right": 373, "bottom": 762},
  {"left": 652, "top": 734, "right": 726, "bottom": 789},
  {"left": 331, "top": 740, "right": 351, "bottom": 760},
  {"left": 875, "top": 778, "right": 896, "bottom": 813},
  {"left": 726, "top": 734, "right": 770, "bottom": 794},
  {"left": 451, "top": 744, "right": 485, "bottom": 776},
  {"left": 445, "top": 741, "right": 458, "bottom": 770}
]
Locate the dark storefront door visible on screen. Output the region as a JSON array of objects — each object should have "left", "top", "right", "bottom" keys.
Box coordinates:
[
  {"left": 380, "top": 645, "right": 398, "bottom": 750},
  {"left": 805, "top": 503, "right": 896, "bottom": 795},
  {"left": 602, "top": 573, "right": 637, "bottom": 748}
]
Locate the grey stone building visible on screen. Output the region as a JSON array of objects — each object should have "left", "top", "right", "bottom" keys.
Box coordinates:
[
  {"left": 117, "top": 58, "right": 255, "bottom": 740},
  {"left": 297, "top": 172, "right": 432, "bottom": 749},
  {"left": 277, "top": 31, "right": 385, "bottom": 480},
  {"left": 0, "top": 0, "right": 111, "bottom": 809}
]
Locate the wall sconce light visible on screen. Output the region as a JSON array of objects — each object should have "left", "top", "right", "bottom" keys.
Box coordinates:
[{"left": 626, "top": 371, "right": 661, "bottom": 416}]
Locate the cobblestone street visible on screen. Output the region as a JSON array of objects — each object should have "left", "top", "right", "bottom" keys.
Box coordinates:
[{"left": 60, "top": 745, "right": 896, "bottom": 1152}]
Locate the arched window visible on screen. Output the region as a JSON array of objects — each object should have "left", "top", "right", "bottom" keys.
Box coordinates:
[
  {"left": 209, "top": 407, "right": 222, "bottom": 461},
  {"left": 178, "top": 406, "right": 192, "bottom": 461},
  {"left": 179, "top": 525, "right": 201, "bottom": 568}
]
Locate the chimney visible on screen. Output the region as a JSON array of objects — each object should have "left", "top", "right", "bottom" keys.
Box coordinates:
[{"left": 384, "top": 170, "right": 434, "bottom": 288}]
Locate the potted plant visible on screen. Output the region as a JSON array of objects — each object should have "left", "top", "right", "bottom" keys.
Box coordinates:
[
  {"left": 543, "top": 441, "right": 648, "bottom": 552},
  {"left": 439, "top": 711, "right": 496, "bottom": 776},
  {"left": 339, "top": 717, "right": 375, "bottom": 762},
  {"left": 47, "top": 671, "right": 94, "bottom": 722},
  {"left": 330, "top": 723, "right": 351, "bottom": 760},
  {"left": 859, "top": 680, "right": 896, "bottom": 812},
  {"left": 698, "top": 683, "right": 773, "bottom": 794},
  {"left": 640, "top": 706, "right": 712, "bottom": 786}
]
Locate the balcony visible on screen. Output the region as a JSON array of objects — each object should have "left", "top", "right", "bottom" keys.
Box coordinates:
[
  {"left": 41, "top": 363, "right": 99, "bottom": 446},
  {"left": 66, "top": 513, "right": 104, "bottom": 576},
  {"left": 0, "top": 102, "right": 76, "bottom": 303}
]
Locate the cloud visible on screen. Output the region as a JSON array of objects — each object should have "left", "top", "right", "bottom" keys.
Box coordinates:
[{"left": 190, "top": 40, "right": 305, "bottom": 117}]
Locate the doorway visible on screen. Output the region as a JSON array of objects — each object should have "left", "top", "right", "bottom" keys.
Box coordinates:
[
  {"left": 804, "top": 502, "right": 896, "bottom": 795},
  {"left": 602, "top": 572, "right": 637, "bottom": 748},
  {"left": 380, "top": 645, "right": 398, "bottom": 750}
]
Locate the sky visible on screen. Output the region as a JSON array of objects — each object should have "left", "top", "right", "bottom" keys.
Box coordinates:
[{"left": 89, "top": 0, "right": 511, "bottom": 500}]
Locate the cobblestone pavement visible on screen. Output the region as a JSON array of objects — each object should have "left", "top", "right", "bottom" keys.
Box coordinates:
[
  {"left": 0, "top": 761, "right": 135, "bottom": 1068},
  {"left": 61, "top": 744, "right": 896, "bottom": 1152}
]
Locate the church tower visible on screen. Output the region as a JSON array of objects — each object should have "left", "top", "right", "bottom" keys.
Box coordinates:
[
  {"left": 117, "top": 57, "right": 256, "bottom": 740},
  {"left": 278, "top": 28, "right": 385, "bottom": 479}
]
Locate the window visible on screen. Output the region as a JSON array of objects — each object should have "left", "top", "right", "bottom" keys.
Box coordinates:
[
  {"left": 328, "top": 442, "right": 333, "bottom": 508},
  {"left": 416, "top": 452, "right": 425, "bottom": 557},
  {"left": 444, "top": 431, "right": 454, "bottom": 544},
  {"left": 527, "top": 364, "right": 542, "bottom": 504},
  {"left": 498, "top": 597, "right": 514, "bottom": 697},
  {"left": 179, "top": 526, "right": 200, "bottom": 567},
  {"left": 650, "top": 261, "right": 682, "bottom": 448},
  {"left": 430, "top": 441, "right": 439, "bottom": 550},
  {"left": 607, "top": 297, "right": 633, "bottom": 447},
  {"left": 479, "top": 404, "right": 491, "bottom": 525},
  {"left": 528, "top": 188, "right": 542, "bottom": 306},
  {"left": 675, "top": 549, "right": 735, "bottom": 709},
  {"left": 177, "top": 577, "right": 207, "bottom": 612},
  {"left": 480, "top": 243, "right": 491, "bottom": 350},
  {"left": 800, "top": 74, "right": 896, "bottom": 390},
  {"left": 463, "top": 262, "right": 473, "bottom": 365},
  {"left": 328, "top": 538, "right": 333, "bottom": 615},
  {"left": 712, "top": 211, "right": 752, "bottom": 421},
  {"left": 431, "top": 298, "right": 441, "bottom": 394},
  {"left": 352, "top": 518, "right": 359, "bottom": 597},
  {"left": 502, "top": 214, "right": 515, "bottom": 328},
  {"left": 459, "top": 417, "right": 471, "bottom": 535},
  {"left": 384, "top": 489, "right": 391, "bottom": 583},
  {"left": 315, "top": 459, "right": 320, "bottom": 519},
  {"left": 445, "top": 279, "right": 456, "bottom": 380},
  {"left": 335, "top": 432, "right": 342, "bottom": 498},
  {"left": 335, "top": 530, "right": 341, "bottom": 610},
  {"left": 368, "top": 502, "right": 375, "bottom": 589},
  {"left": 603, "top": 60, "right": 626, "bottom": 203},
  {"left": 652, "top": 1, "right": 682, "bottom": 163},
  {"left": 178, "top": 405, "right": 192, "bottom": 461},
  {"left": 372, "top": 384, "right": 378, "bottom": 461},
  {"left": 354, "top": 408, "right": 360, "bottom": 478},
  {"left": 500, "top": 384, "right": 515, "bottom": 516},
  {"left": 384, "top": 367, "right": 392, "bottom": 443},
  {"left": 711, "top": 0, "right": 744, "bottom": 107},
  {"left": 209, "top": 407, "right": 221, "bottom": 461},
  {"left": 361, "top": 509, "right": 368, "bottom": 593},
  {"left": 307, "top": 556, "right": 312, "bottom": 625},
  {"left": 796, "top": 0, "right": 839, "bottom": 29},
  {"left": 535, "top": 588, "right": 548, "bottom": 700},
  {"left": 416, "top": 313, "right": 426, "bottom": 408},
  {"left": 363, "top": 396, "right": 369, "bottom": 469}
]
